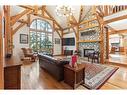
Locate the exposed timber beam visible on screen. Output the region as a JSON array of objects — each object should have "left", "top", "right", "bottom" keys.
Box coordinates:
[
  {"left": 0, "top": 12, "right": 2, "bottom": 58},
  {"left": 55, "top": 30, "right": 62, "bottom": 38},
  {"left": 79, "top": 6, "right": 83, "bottom": 23},
  {"left": 109, "top": 29, "right": 127, "bottom": 35},
  {"left": 44, "top": 8, "right": 63, "bottom": 31},
  {"left": 0, "top": 10, "right": 4, "bottom": 89},
  {"left": 95, "top": 8, "right": 104, "bottom": 64},
  {"left": 4, "top": 5, "right": 12, "bottom": 55},
  {"left": 33, "top": 13, "right": 53, "bottom": 21},
  {"left": 27, "top": 14, "right": 30, "bottom": 26},
  {"left": 71, "top": 15, "right": 78, "bottom": 24},
  {"left": 10, "top": 9, "right": 32, "bottom": 26},
  {"left": 17, "top": 19, "right": 28, "bottom": 24},
  {"left": 33, "top": 5, "right": 38, "bottom": 14},
  {"left": 104, "top": 5, "right": 108, "bottom": 16},
  {"left": 18, "top": 5, "right": 34, "bottom": 10},
  {"left": 104, "top": 14, "right": 127, "bottom": 25},
  {"left": 53, "top": 21, "right": 62, "bottom": 38},
  {"left": 72, "top": 27, "right": 77, "bottom": 38},
  {"left": 41, "top": 5, "right": 46, "bottom": 16},
  {"left": 12, "top": 23, "right": 25, "bottom": 35},
  {"left": 96, "top": 6, "right": 104, "bottom": 17},
  {"left": 54, "top": 28, "right": 62, "bottom": 31},
  {"left": 19, "top": 5, "right": 63, "bottom": 31}
]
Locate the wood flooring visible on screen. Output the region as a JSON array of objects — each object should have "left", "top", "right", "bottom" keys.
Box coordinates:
[
  {"left": 21, "top": 59, "right": 127, "bottom": 90},
  {"left": 107, "top": 54, "right": 127, "bottom": 65}
]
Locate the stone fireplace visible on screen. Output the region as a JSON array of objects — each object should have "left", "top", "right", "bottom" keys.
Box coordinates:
[{"left": 78, "top": 10, "right": 107, "bottom": 62}]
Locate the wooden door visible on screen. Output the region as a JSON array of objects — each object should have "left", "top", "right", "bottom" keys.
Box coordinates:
[{"left": 0, "top": 8, "right": 4, "bottom": 89}]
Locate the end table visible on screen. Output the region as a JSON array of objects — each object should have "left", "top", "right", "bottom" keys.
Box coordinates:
[{"left": 64, "top": 64, "right": 85, "bottom": 89}]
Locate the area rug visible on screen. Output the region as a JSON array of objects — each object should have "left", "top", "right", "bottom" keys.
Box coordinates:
[{"left": 82, "top": 63, "right": 118, "bottom": 89}]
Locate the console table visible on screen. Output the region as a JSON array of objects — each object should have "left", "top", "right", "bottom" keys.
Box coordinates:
[
  {"left": 4, "top": 56, "right": 22, "bottom": 89},
  {"left": 64, "top": 64, "right": 85, "bottom": 89}
]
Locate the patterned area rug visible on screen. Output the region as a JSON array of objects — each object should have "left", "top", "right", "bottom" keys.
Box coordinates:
[{"left": 82, "top": 63, "right": 118, "bottom": 89}]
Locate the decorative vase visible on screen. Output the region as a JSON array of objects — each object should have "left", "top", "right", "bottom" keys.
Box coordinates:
[{"left": 70, "top": 55, "right": 78, "bottom": 68}]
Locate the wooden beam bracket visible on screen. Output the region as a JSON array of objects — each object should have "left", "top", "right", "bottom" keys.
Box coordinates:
[
  {"left": 10, "top": 9, "right": 32, "bottom": 26},
  {"left": 12, "top": 23, "right": 25, "bottom": 35}
]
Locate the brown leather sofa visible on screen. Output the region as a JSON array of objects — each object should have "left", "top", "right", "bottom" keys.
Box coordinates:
[{"left": 38, "top": 53, "right": 69, "bottom": 81}]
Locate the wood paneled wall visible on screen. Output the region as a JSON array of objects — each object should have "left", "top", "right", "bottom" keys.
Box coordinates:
[{"left": 0, "top": 8, "right": 4, "bottom": 89}]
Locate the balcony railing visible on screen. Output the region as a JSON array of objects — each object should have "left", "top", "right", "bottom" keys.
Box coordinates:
[{"left": 97, "top": 5, "right": 127, "bottom": 16}]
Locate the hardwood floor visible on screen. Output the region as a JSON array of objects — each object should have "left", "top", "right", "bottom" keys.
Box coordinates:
[
  {"left": 21, "top": 60, "right": 71, "bottom": 89},
  {"left": 106, "top": 54, "right": 127, "bottom": 67},
  {"left": 100, "top": 66, "right": 127, "bottom": 89},
  {"left": 21, "top": 59, "right": 127, "bottom": 89}
]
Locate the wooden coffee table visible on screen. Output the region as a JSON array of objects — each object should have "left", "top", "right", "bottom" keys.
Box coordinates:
[{"left": 64, "top": 64, "right": 85, "bottom": 89}]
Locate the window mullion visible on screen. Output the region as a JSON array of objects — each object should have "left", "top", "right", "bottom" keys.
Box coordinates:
[{"left": 30, "top": 19, "right": 53, "bottom": 53}]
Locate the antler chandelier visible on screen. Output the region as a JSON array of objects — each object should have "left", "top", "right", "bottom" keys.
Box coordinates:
[{"left": 55, "top": 5, "right": 74, "bottom": 17}]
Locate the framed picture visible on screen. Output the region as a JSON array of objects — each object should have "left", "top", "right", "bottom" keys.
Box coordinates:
[
  {"left": 20, "top": 34, "right": 28, "bottom": 44},
  {"left": 55, "top": 38, "right": 60, "bottom": 44}
]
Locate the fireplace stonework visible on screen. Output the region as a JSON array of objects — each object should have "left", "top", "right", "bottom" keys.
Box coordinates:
[
  {"left": 79, "top": 26, "right": 100, "bottom": 57},
  {"left": 79, "top": 42, "right": 100, "bottom": 57},
  {"left": 78, "top": 9, "right": 107, "bottom": 62},
  {"left": 78, "top": 28, "right": 107, "bottom": 61},
  {"left": 80, "top": 27, "right": 100, "bottom": 41}
]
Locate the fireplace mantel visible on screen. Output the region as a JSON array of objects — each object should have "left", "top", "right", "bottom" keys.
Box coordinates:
[{"left": 78, "top": 40, "right": 101, "bottom": 43}]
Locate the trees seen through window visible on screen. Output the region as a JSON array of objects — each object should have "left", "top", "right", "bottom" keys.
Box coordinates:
[{"left": 29, "top": 19, "right": 53, "bottom": 53}]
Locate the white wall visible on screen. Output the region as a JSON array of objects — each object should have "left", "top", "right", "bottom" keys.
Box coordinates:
[
  {"left": 53, "top": 31, "right": 62, "bottom": 55},
  {"left": 13, "top": 25, "right": 29, "bottom": 57}
]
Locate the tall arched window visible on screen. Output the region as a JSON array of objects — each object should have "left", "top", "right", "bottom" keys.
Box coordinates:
[{"left": 29, "top": 19, "right": 53, "bottom": 53}]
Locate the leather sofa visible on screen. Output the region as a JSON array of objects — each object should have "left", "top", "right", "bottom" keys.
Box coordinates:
[{"left": 38, "top": 53, "right": 69, "bottom": 81}]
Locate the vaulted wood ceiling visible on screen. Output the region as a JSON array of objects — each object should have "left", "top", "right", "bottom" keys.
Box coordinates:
[
  {"left": 10, "top": 5, "right": 92, "bottom": 29},
  {"left": 6, "top": 5, "right": 127, "bottom": 34},
  {"left": 8, "top": 5, "right": 127, "bottom": 32}
]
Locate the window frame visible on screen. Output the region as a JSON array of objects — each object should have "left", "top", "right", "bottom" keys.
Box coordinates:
[{"left": 29, "top": 19, "right": 53, "bottom": 52}]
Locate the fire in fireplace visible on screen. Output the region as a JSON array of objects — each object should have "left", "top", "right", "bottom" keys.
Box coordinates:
[{"left": 84, "top": 49, "right": 94, "bottom": 57}]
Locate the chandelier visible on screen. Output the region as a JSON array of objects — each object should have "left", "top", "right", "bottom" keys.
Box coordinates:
[{"left": 55, "top": 5, "right": 74, "bottom": 17}]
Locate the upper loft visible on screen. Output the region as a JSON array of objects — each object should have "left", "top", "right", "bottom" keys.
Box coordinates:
[
  {"left": 100, "top": 5, "right": 127, "bottom": 16},
  {"left": 96, "top": 5, "right": 127, "bottom": 35}
]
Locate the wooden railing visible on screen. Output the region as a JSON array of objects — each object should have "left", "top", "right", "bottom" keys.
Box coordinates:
[
  {"left": 112, "top": 6, "right": 127, "bottom": 14},
  {"left": 97, "top": 5, "right": 127, "bottom": 16}
]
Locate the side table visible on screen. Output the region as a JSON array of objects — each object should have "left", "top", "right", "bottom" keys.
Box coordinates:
[{"left": 64, "top": 64, "right": 85, "bottom": 89}]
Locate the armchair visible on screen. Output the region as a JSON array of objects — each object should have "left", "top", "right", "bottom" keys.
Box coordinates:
[{"left": 21, "top": 48, "right": 36, "bottom": 62}]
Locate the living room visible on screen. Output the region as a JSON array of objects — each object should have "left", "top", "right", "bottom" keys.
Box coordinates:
[{"left": 1, "top": 2, "right": 127, "bottom": 93}]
